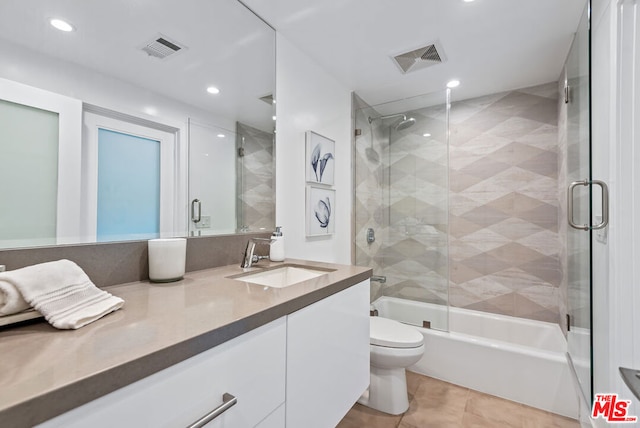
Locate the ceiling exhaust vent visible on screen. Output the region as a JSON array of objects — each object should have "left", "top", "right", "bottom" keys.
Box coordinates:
[
  {"left": 392, "top": 41, "right": 446, "bottom": 74},
  {"left": 140, "top": 34, "right": 187, "bottom": 60}
]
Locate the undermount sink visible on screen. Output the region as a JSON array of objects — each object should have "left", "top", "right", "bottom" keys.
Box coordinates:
[{"left": 232, "top": 265, "right": 331, "bottom": 288}]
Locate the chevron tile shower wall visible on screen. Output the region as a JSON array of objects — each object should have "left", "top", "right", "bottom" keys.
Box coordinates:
[
  {"left": 448, "top": 83, "right": 560, "bottom": 323},
  {"left": 354, "top": 82, "right": 561, "bottom": 324}
]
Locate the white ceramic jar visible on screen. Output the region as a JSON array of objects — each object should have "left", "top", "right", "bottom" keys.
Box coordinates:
[{"left": 148, "top": 238, "right": 187, "bottom": 282}]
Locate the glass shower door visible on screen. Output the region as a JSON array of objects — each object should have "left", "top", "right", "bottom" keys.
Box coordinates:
[
  {"left": 565, "top": 2, "right": 594, "bottom": 405},
  {"left": 353, "top": 90, "right": 450, "bottom": 331}
]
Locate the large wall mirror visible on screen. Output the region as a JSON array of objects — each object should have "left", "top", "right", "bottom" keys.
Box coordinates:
[{"left": 0, "top": 0, "right": 276, "bottom": 249}]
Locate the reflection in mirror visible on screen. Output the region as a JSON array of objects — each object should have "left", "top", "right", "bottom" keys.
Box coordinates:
[
  {"left": 0, "top": 0, "right": 276, "bottom": 249},
  {"left": 187, "top": 120, "right": 275, "bottom": 237},
  {"left": 235, "top": 122, "right": 276, "bottom": 233},
  {"left": 0, "top": 97, "right": 63, "bottom": 248},
  {"left": 189, "top": 120, "right": 237, "bottom": 236},
  {"left": 82, "top": 107, "right": 182, "bottom": 243}
]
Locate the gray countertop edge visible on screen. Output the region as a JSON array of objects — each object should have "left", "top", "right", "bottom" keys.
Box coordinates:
[{"left": 5, "top": 269, "right": 372, "bottom": 427}]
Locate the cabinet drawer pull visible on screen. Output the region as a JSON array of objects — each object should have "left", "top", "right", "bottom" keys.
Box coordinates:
[{"left": 187, "top": 393, "right": 237, "bottom": 428}]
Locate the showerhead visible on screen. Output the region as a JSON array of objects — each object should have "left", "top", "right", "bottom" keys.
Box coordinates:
[
  {"left": 368, "top": 113, "right": 416, "bottom": 131},
  {"left": 395, "top": 116, "right": 416, "bottom": 131}
]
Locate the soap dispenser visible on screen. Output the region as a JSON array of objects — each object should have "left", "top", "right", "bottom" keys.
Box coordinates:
[{"left": 269, "top": 226, "right": 285, "bottom": 262}]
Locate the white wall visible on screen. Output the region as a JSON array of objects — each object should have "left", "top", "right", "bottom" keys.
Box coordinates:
[
  {"left": 607, "top": 0, "right": 640, "bottom": 418},
  {"left": 275, "top": 34, "right": 352, "bottom": 264},
  {"left": 591, "top": 1, "right": 640, "bottom": 426}
]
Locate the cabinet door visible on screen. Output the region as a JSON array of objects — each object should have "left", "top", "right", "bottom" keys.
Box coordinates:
[
  {"left": 38, "top": 317, "right": 286, "bottom": 428},
  {"left": 253, "top": 404, "right": 285, "bottom": 428},
  {"left": 286, "top": 280, "right": 370, "bottom": 428}
]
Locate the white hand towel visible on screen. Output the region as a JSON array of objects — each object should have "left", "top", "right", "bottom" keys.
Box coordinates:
[
  {"left": 0, "top": 279, "right": 30, "bottom": 316},
  {"left": 0, "top": 260, "right": 124, "bottom": 329}
]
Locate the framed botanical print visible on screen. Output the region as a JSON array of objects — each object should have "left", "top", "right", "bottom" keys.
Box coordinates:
[
  {"left": 306, "top": 131, "right": 335, "bottom": 186},
  {"left": 306, "top": 185, "right": 335, "bottom": 236}
]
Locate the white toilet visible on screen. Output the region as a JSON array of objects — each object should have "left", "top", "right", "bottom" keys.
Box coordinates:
[{"left": 358, "top": 316, "right": 425, "bottom": 415}]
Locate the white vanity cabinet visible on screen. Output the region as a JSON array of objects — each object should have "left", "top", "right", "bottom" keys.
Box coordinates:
[
  {"left": 36, "top": 279, "right": 369, "bottom": 428},
  {"left": 37, "top": 317, "right": 287, "bottom": 428},
  {"left": 285, "top": 280, "right": 370, "bottom": 428},
  {"left": 254, "top": 404, "right": 285, "bottom": 428}
]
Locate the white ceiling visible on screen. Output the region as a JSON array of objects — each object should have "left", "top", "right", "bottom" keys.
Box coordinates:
[
  {"left": 243, "top": 0, "right": 586, "bottom": 107},
  {"left": 0, "top": 0, "right": 276, "bottom": 131},
  {"left": 0, "top": 0, "right": 587, "bottom": 125}
]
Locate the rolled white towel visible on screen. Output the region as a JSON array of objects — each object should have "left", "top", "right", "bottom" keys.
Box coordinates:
[
  {"left": 0, "top": 260, "right": 124, "bottom": 329},
  {"left": 0, "top": 278, "right": 30, "bottom": 316}
]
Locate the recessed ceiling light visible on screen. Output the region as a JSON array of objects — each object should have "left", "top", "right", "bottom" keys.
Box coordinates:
[
  {"left": 143, "top": 106, "right": 157, "bottom": 116},
  {"left": 423, "top": 133, "right": 432, "bottom": 137},
  {"left": 272, "top": 115, "right": 277, "bottom": 121},
  {"left": 50, "top": 18, "right": 75, "bottom": 32},
  {"left": 464, "top": 0, "right": 476, "bottom": 2},
  {"left": 206, "top": 86, "right": 220, "bottom": 95},
  {"left": 446, "top": 80, "right": 461, "bottom": 88},
  {"left": 217, "top": 134, "right": 225, "bottom": 138}
]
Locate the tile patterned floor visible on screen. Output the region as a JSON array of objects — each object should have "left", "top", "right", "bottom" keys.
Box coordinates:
[{"left": 337, "top": 372, "right": 579, "bottom": 428}]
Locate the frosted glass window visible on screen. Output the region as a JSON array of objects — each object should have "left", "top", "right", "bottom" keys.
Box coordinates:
[
  {"left": 97, "top": 129, "right": 160, "bottom": 241},
  {"left": 0, "top": 99, "right": 59, "bottom": 246}
]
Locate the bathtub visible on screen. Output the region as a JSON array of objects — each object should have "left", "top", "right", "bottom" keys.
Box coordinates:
[{"left": 372, "top": 296, "right": 578, "bottom": 418}]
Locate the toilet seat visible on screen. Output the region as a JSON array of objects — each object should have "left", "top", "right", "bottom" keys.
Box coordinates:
[{"left": 370, "top": 316, "right": 424, "bottom": 349}]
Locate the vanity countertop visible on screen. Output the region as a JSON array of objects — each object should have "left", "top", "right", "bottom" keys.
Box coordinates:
[{"left": 0, "top": 259, "right": 371, "bottom": 427}]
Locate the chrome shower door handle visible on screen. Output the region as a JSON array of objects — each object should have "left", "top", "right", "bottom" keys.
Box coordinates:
[
  {"left": 592, "top": 180, "right": 609, "bottom": 230},
  {"left": 567, "top": 179, "right": 609, "bottom": 230},
  {"left": 567, "top": 180, "right": 588, "bottom": 230},
  {"left": 191, "top": 199, "right": 201, "bottom": 223}
]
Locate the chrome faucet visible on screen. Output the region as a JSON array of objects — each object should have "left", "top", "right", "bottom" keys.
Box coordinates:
[{"left": 241, "top": 238, "right": 274, "bottom": 268}]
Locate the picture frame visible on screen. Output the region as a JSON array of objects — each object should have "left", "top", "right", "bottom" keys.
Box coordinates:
[
  {"left": 305, "top": 131, "right": 335, "bottom": 186},
  {"left": 306, "top": 185, "right": 335, "bottom": 236}
]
